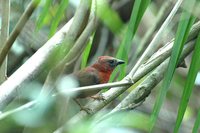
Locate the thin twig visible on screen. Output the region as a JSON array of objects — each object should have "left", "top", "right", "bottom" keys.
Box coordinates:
[
  {"left": 0, "top": 81, "right": 129, "bottom": 120},
  {"left": 97, "top": 40, "right": 195, "bottom": 122},
  {"left": 0, "top": 100, "right": 37, "bottom": 120},
  {"left": 52, "top": 37, "right": 195, "bottom": 131},
  {"left": 0, "top": 38, "right": 196, "bottom": 122},
  {"left": 131, "top": 0, "right": 173, "bottom": 65},
  {"left": 40, "top": 0, "right": 95, "bottom": 98},
  {"left": 65, "top": 20, "right": 200, "bottom": 126},
  {"left": 115, "top": 42, "right": 195, "bottom": 112},
  {"left": 128, "top": 0, "right": 183, "bottom": 78},
  {"left": 55, "top": 81, "right": 131, "bottom": 96}
]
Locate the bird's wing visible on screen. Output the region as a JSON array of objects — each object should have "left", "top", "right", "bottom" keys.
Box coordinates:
[
  {"left": 75, "top": 68, "right": 100, "bottom": 87},
  {"left": 74, "top": 68, "right": 101, "bottom": 98}
]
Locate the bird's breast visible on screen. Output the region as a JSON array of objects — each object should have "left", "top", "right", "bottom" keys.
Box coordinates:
[{"left": 98, "top": 71, "right": 112, "bottom": 83}]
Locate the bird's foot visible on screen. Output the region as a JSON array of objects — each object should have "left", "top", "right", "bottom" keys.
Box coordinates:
[
  {"left": 90, "top": 93, "right": 105, "bottom": 100},
  {"left": 74, "top": 99, "right": 92, "bottom": 114},
  {"left": 80, "top": 106, "right": 93, "bottom": 114}
]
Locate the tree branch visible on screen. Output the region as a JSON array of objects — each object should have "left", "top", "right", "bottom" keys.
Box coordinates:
[
  {"left": 128, "top": 0, "right": 183, "bottom": 78},
  {"left": 0, "top": 0, "right": 41, "bottom": 67},
  {"left": 0, "top": 0, "right": 93, "bottom": 110},
  {"left": 131, "top": 0, "right": 174, "bottom": 64},
  {"left": 0, "top": 38, "right": 196, "bottom": 122},
  {"left": 65, "top": 21, "right": 200, "bottom": 126},
  {"left": 0, "top": 18, "right": 73, "bottom": 110},
  {"left": 40, "top": 0, "right": 94, "bottom": 98},
  {"left": 0, "top": 0, "right": 10, "bottom": 83},
  {"left": 99, "top": 40, "right": 195, "bottom": 122},
  {"left": 40, "top": 18, "right": 97, "bottom": 97},
  {"left": 0, "top": 81, "right": 129, "bottom": 120}
]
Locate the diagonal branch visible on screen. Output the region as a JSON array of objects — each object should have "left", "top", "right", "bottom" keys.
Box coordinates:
[
  {"left": 128, "top": 0, "right": 183, "bottom": 78},
  {"left": 99, "top": 40, "right": 195, "bottom": 122},
  {"left": 0, "top": 37, "right": 196, "bottom": 122},
  {"left": 132, "top": 0, "right": 174, "bottom": 65},
  {"left": 40, "top": 16, "right": 97, "bottom": 98},
  {"left": 0, "top": 18, "right": 73, "bottom": 110},
  {"left": 0, "top": 0, "right": 41, "bottom": 67},
  {"left": 0, "top": 0, "right": 10, "bottom": 83},
  {"left": 52, "top": 38, "right": 196, "bottom": 132},
  {"left": 65, "top": 21, "right": 200, "bottom": 127},
  {"left": 0, "top": 0, "right": 92, "bottom": 110}
]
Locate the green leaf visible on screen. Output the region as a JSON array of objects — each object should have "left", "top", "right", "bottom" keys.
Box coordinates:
[
  {"left": 49, "top": 0, "right": 69, "bottom": 37},
  {"left": 81, "top": 33, "right": 95, "bottom": 69},
  {"left": 36, "top": 0, "right": 52, "bottom": 30},
  {"left": 150, "top": 0, "right": 196, "bottom": 131},
  {"left": 192, "top": 107, "right": 200, "bottom": 133},
  {"left": 110, "top": 0, "right": 151, "bottom": 81},
  {"left": 173, "top": 32, "right": 200, "bottom": 133},
  {"left": 97, "top": 0, "right": 124, "bottom": 36}
]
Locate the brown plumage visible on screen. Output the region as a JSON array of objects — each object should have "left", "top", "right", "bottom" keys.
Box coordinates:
[{"left": 74, "top": 56, "right": 125, "bottom": 98}]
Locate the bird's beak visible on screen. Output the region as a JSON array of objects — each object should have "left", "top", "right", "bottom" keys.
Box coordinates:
[{"left": 116, "top": 59, "right": 125, "bottom": 65}]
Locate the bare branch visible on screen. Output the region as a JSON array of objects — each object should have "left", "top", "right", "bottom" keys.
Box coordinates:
[
  {"left": 40, "top": 18, "right": 96, "bottom": 97},
  {"left": 40, "top": 0, "right": 94, "bottom": 98},
  {"left": 0, "top": 101, "right": 37, "bottom": 120},
  {"left": 0, "top": 18, "right": 73, "bottom": 110},
  {"left": 102, "top": 40, "right": 195, "bottom": 120},
  {"left": 0, "top": 81, "right": 129, "bottom": 120},
  {"left": 128, "top": 0, "right": 183, "bottom": 78},
  {"left": 0, "top": 0, "right": 93, "bottom": 110},
  {"left": 132, "top": 0, "right": 174, "bottom": 63},
  {"left": 65, "top": 21, "right": 200, "bottom": 126},
  {"left": 0, "top": 38, "right": 196, "bottom": 122}
]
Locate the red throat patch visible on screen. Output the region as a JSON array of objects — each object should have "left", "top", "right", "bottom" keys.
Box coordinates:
[{"left": 98, "top": 71, "right": 112, "bottom": 83}]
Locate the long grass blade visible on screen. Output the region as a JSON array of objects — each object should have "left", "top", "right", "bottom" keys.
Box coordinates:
[
  {"left": 36, "top": 0, "right": 51, "bottom": 30},
  {"left": 110, "top": 0, "right": 151, "bottom": 81},
  {"left": 192, "top": 107, "right": 200, "bottom": 133},
  {"left": 150, "top": 0, "right": 196, "bottom": 131},
  {"left": 81, "top": 33, "right": 95, "bottom": 69},
  {"left": 49, "top": 0, "right": 69, "bottom": 37},
  {"left": 173, "top": 32, "right": 200, "bottom": 133},
  {"left": 97, "top": 0, "right": 123, "bottom": 36}
]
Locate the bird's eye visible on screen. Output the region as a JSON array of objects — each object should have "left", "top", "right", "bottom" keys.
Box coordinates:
[{"left": 108, "top": 60, "right": 115, "bottom": 64}]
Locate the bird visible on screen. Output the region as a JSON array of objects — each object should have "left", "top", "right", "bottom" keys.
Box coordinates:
[{"left": 73, "top": 56, "right": 125, "bottom": 98}]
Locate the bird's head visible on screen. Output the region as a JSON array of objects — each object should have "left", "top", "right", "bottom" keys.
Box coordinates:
[{"left": 92, "top": 56, "right": 125, "bottom": 73}]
